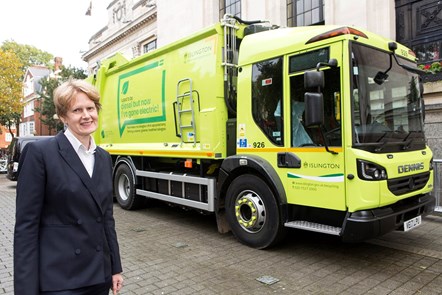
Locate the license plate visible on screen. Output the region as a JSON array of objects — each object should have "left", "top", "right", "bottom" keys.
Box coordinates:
[{"left": 403, "top": 216, "right": 422, "bottom": 232}]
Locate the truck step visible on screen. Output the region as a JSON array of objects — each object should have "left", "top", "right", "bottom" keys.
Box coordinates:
[{"left": 284, "top": 221, "right": 341, "bottom": 236}]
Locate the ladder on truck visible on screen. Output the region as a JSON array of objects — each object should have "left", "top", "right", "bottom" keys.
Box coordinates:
[
  {"left": 176, "top": 78, "right": 197, "bottom": 146},
  {"left": 221, "top": 14, "right": 239, "bottom": 76},
  {"left": 221, "top": 15, "right": 240, "bottom": 115}
]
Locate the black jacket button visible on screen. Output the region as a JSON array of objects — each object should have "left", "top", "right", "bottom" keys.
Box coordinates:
[{"left": 75, "top": 249, "right": 81, "bottom": 255}]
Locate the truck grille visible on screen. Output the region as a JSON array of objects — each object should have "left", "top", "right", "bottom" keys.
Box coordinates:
[{"left": 387, "top": 172, "right": 430, "bottom": 196}]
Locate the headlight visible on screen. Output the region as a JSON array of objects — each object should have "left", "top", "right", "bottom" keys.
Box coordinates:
[{"left": 357, "top": 160, "right": 387, "bottom": 181}]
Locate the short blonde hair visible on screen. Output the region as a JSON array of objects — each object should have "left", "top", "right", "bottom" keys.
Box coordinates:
[{"left": 53, "top": 79, "right": 101, "bottom": 118}]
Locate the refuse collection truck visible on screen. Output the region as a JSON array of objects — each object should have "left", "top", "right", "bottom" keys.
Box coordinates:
[{"left": 89, "top": 15, "right": 435, "bottom": 249}]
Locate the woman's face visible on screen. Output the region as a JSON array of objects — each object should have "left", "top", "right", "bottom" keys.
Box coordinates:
[{"left": 61, "top": 92, "right": 98, "bottom": 142}]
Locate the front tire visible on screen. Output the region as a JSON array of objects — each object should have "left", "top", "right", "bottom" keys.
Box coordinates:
[
  {"left": 113, "top": 162, "right": 144, "bottom": 210},
  {"left": 225, "top": 174, "right": 285, "bottom": 249}
]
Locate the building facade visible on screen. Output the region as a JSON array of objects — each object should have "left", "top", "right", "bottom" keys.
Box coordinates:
[
  {"left": 82, "top": 0, "right": 157, "bottom": 75},
  {"left": 395, "top": 0, "right": 442, "bottom": 157},
  {"left": 82, "top": 0, "right": 399, "bottom": 72},
  {"left": 82, "top": 0, "right": 442, "bottom": 157},
  {"left": 20, "top": 66, "right": 51, "bottom": 137}
]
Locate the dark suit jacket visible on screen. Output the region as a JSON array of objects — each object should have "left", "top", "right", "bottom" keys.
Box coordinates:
[{"left": 14, "top": 132, "right": 122, "bottom": 294}]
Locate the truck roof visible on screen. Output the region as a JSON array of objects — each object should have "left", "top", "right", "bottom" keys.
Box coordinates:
[{"left": 238, "top": 25, "right": 415, "bottom": 66}]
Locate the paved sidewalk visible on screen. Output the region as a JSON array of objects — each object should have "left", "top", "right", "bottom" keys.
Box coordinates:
[
  {"left": 1, "top": 174, "right": 442, "bottom": 294},
  {"left": 369, "top": 214, "right": 442, "bottom": 261},
  {"left": 0, "top": 175, "right": 15, "bottom": 294}
]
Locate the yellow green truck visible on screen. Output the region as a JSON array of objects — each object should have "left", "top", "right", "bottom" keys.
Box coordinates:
[{"left": 89, "top": 15, "right": 435, "bottom": 249}]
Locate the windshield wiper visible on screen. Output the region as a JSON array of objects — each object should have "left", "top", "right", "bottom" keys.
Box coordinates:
[
  {"left": 374, "top": 141, "right": 389, "bottom": 152},
  {"left": 375, "top": 130, "right": 403, "bottom": 143},
  {"left": 374, "top": 130, "right": 407, "bottom": 152},
  {"left": 401, "top": 131, "right": 422, "bottom": 150}
]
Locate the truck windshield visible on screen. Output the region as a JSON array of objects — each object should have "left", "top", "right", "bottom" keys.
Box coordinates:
[{"left": 351, "top": 43, "right": 426, "bottom": 153}]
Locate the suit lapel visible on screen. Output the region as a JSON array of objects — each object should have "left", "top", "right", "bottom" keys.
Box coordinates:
[{"left": 56, "top": 132, "right": 104, "bottom": 214}]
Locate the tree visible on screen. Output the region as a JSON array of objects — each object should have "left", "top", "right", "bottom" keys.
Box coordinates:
[
  {"left": 0, "top": 41, "right": 54, "bottom": 137},
  {"left": 0, "top": 49, "right": 23, "bottom": 138},
  {"left": 35, "top": 66, "right": 87, "bottom": 133},
  {"left": 1, "top": 40, "right": 53, "bottom": 74}
]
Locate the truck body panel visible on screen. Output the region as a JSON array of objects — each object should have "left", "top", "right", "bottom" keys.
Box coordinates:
[{"left": 94, "top": 24, "right": 232, "bottom": 159}]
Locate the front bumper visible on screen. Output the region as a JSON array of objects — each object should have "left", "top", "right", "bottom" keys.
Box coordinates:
[{"left": 342, "top": 193, "right": 435, "bottom": 242}]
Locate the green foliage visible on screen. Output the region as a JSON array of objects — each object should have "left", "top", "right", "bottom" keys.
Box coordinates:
[
  {"left": 418, "top": 61, "right": 442, "bottom": 73},
  {"left": 0, "top": 49, "right": 23, "bottom": 138},
  {"left": 0, "top": 41, "right": 85, "bottom": 136},
  {"left": 429, "top": 61, "right": 442, "bottom": 72},
  {"left": 35, "top": 65, "right": 87, "bottom": 133},
  {"left": 60, "top": 66, "right": 87, "bottom": 80},
  {"left": 407, "top": 76, "right": 420, "bottom": 104},
  {"left": 1, "top": 40, "right": 53, "bottom": 74},
  {"left": 35, "top": 77, "right": 64, "bottom": 134},
  {"left": 0, "top": 113, "right": 21, "bottom": 137}
]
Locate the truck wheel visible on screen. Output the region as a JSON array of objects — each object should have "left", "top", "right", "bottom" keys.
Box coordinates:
[
  {"left": 225, "top": 174, "right": 285, "bottom": 249},
  {"left": 114, "top": 163, "right": 144, "bottom": 210}
]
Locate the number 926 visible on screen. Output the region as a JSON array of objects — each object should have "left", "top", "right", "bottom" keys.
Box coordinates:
[{"left": 252, "top": 142, "right": 265, "bottom": 148}]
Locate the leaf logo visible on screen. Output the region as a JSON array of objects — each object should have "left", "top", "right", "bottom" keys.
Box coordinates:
[{"left": 122, "top": 81, "right": 129, "bottom": 95}]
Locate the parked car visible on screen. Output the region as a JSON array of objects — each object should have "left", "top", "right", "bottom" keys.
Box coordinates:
[{"left": 6, "top": 136, "right": 53, "bottom": 181}]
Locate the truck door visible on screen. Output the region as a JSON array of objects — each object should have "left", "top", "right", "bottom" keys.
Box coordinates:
[
  {"left": 284, "top": 46, "right": 345, "bottom": 211},
  {"left": 249, "top": 45, "right": 346, "bottom": 211}
]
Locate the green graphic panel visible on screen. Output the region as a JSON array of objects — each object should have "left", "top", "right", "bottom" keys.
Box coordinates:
[{"left": 117, "top": 61, "right": 166, "bottom": 136}]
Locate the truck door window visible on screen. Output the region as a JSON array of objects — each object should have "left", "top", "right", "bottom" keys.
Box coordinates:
[
  {"left": 251, "top": 56, "right": 283, "bottom": 146},
  {"left": 288, "top": 47, "right": 341, "bottom": 147},
  {"left": 290, "top": 67, "right": 342, "bottom": 147}
]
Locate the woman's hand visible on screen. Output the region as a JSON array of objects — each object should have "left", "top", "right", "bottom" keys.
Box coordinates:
[{"left": 112, "top": 273, "right": 124, "bottom": 294}]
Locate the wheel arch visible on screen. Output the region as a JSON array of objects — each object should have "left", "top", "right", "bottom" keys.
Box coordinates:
[
  {"left": 113, "top": 155, "right": 147, "bottom": 210},
  {"left": 113, "top": 156, "right": 138, "bottom": 186},
  {"left": 217, "top": 154, "right": 288, "bottom": 222}
]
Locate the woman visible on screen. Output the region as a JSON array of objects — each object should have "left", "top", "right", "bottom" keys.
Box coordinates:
[{"left": 14, "top": 79, "right": 123, "bottom": 294}]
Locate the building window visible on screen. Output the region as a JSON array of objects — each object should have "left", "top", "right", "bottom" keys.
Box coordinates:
[
  {"left": 19, "top": 123, "right": 26, "bottom": 137},
  {"left": 143, "top": 39, "right": 157, "bottom": 54},
  {"left": 220, "top": 0, "right": 241, "bottom": 20},
  {"left": 414, "top": 40, "right": 441, "bottom": 65},
  {"left": 396, "top": 0, "right": 442, "bottom": 67},
  {"left": 29, "top": 122, "right": 35, "bottom": 135},
  {"left": 24, "top": 100, "right": 35, "bottom": 118},
  {"left": 287, "top": 0, "right": 324, "bottom": 27}
]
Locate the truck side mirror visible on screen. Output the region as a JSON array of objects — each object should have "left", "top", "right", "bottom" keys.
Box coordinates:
[
  {"left": 304, "top": 92, "right": 324, "bottom": 127},
  {"left": 304, "top": 70, "right": 324, "bottom": 127},
  {"left": 304, "top": 71, "right": 324, "bottom": 90}
]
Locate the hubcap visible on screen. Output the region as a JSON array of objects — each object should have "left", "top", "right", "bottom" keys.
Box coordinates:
[
  {"left": 234, "top": 190, "right": 266, "bottom": 233},
  {"left": 117, "top": 174, "right": 130, "bottom": 201}
]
